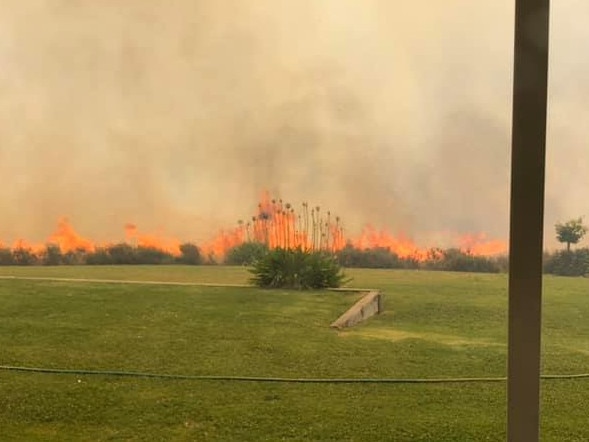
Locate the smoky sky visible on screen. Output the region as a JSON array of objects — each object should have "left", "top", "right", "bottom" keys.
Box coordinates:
[{"left": 0, "top": 1, "right": 587, "bottom": 247}]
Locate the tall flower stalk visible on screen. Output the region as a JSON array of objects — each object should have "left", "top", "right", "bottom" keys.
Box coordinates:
[{"left": 231, "top": 194, "right": 344, "bottom": 255}]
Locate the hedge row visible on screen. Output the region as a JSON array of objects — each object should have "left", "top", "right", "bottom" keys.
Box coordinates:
[
  {"left": 0, "top": 243, "right": 203, "bottom": 266},
  {"left": 1, "top": 241, "right": 586, "bottom": 277}
]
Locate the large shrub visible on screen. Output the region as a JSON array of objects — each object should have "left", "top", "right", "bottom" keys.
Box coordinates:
[
  {"left": 12, "top": 247, "right": 38, "bottom": 266},
  {"left": 249, "top": 247, "right": 347, "bottom": 290},
  {"left": 337, "top": 244, "right": 400, "bottom": 268},
  {"left": 544, "top": 248, "right": 589, "bottom": 277},
  {"left": 225, "top": 242, "right": 269, "bottom": 265},
  {"left": 336, "top": 244, "right": 419, "bottom": 269},
  {"left": 0, "top": 248, "right": 15, "bottom": 265},
  {"left": 85, "top": 244, "right": 178, "bottom": 265},
  {"left": 177, "top": 243, "right": 202, "bottom": 265},
  {"left": 61, "top": 249, "right": 88, "bottom": 265},
  {"left": 85, "top": 248, "right": 112, "bottom": 265},
  {"left": 134, "top": 246, "right": 175, "bottom": 264},
  {"left": 424, "top": 248, "right": 501, "bottom": 273},
  {"left": 42, "top": 244, "right": 63, "bottom": 266}
]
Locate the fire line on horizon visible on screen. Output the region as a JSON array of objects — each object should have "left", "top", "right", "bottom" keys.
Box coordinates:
[{"left": 0, "top": 193, "right": 508, "bottom": 261}]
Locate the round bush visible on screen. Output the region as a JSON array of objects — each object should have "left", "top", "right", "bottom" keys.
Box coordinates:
[{"left": 249, "top": 247, "right": 347, "bottom": 290}]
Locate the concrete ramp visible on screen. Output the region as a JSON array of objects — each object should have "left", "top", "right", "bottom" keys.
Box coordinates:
[{"left": 330, "top": 291, "right": 383, "bottom": 329}]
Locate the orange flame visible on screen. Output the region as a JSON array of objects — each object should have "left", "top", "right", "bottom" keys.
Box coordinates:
[
  {"left": 350, "top": 225, "right": 429, "bottom": 260},
  {"left": 457, "top": 233, "right": 508, "bottom": 256},
  {"left": 11, "top": 238, "right": 45, "bottom": 255},
  {"left": 0, "top": 192, "right": 508, "bottom": 261},
  {"left": 124, "top": 223, "right": 182, "bottom": 256},
  {"left": 201, "top": 228, "right": 245, "bottom": 259},
  {"left": 47, "top": 217, "right": 95, "bottom": 253},
  {"left": 202, "top": 193, "right": 507, "bottom": 260},
  {"left": 347, "top": 228, "right": 508, "bottom": 262}
]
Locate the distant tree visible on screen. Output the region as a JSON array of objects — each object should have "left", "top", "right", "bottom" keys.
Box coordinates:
[
  {"left": 0, "top": 248, "right": 14, "bottom": 265},
  {"left": 135, "top": 246, "right": 174, "bottom": 264},
  {"left": 43, "top": 244, "right": 63, "bottom": 266},
  {"left": 224, "top": 242, "right": 268, "bottom": 266},
  {"left": 424, "top": 248, "right": 500, "bottom": 273},
  {"left": 177, "top": 243, "right": 202, "bottom": 265},
  {"left": 12, "top": 247, "right": 37, "bottom": 266},
  {"left": 62, "top": 248, "right": 88, "bottom": 265},
  {"left": 106, "top": 243, "right": 137, "bottom": 264},
  {"left": 336, "top": 244, "right": 405, "bottom": 269},
  {"left": 555, "top": 217, "right": 588, "bottom": 251},
  {"left": 85, "top": 248, "right": 113, "bottom": 265}
]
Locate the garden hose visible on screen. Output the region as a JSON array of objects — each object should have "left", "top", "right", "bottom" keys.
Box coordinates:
[{"left": 2, "top": 365, "right": 589, "bottom": 384}]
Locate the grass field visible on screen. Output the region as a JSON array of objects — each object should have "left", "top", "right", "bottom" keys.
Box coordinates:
[{"left": 0, "top": 266, "right": 588, "bottom": 441}]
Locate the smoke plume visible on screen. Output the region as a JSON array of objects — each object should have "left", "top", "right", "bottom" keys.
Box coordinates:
[{"left": 0, "top": 1, "right": 587, "bottom": 248}]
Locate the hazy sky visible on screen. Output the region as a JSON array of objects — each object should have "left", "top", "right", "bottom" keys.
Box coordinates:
[{"left": 0, "top": 1, "right": 587, "bottom": 247}]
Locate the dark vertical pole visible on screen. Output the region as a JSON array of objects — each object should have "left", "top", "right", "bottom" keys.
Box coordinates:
[{"left": 508, "top": 0, "right": 550, "bottom": 440}]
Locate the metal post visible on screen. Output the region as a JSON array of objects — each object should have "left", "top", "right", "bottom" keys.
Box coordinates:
[{"left": 508, "top": 0, "right": 550, "bottom": 440}]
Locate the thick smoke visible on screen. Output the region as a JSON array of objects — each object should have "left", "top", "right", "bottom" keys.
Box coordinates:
[{"left": 0, "top": 1, "right": 587, "bottom": 248}]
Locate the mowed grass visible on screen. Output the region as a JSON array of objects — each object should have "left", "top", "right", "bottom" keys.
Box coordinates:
[
  {"left": 0, "top": 267, "right": 588, "bottom": 441},
  {"left": 0, "top": 265, "right": 251, "bottom": 285}
]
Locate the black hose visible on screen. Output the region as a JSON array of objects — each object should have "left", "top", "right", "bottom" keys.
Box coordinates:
[{"left": 2, "top": 365, "right": 588, "bottom": 384}]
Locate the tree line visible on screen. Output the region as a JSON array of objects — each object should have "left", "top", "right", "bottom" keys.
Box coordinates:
[
  {"left": 0, "top": 217, "right": 586, "bottom": 276},
  {"left": 0, "top": 241, "right": 506, "bottom": 272},
  {"left": 0, "top": 243, "right": 203, "bottom": 266}
]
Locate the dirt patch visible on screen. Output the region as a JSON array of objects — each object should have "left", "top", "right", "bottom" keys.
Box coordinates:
[{"left": 344, "top": 328, "right": 504, "bottom": 348}]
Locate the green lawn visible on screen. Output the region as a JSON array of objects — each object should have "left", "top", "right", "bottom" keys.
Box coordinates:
[
  {"left": 0, "top": 266, "right": 588, "bottom": 440},
  {"left": 0, "top": 265, "right": 251, "bottom": 285}
]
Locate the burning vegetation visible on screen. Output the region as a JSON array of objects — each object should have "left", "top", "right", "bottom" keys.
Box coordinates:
[{"left": 0, "top": 193, "right": 512, "bottom": 272}]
